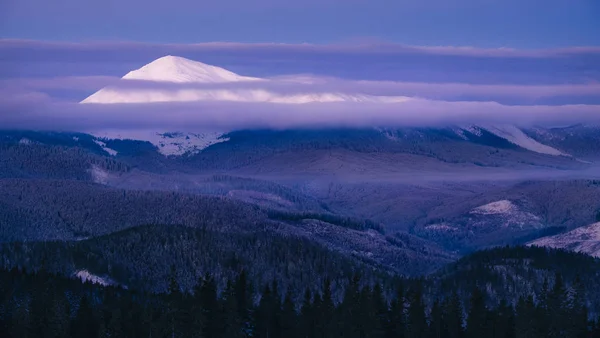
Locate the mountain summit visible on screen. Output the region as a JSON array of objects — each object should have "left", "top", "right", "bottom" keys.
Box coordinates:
[
  {"left": 121, "top": 55, "right": 262, "bottom": 83},
  {"left": 80, "top": 55, "right": 409, "bottom": 104}
]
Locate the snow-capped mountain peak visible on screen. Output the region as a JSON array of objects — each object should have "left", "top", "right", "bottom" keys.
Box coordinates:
[
  {"left": 81, "top": 55, "right": 410, "bottom": 104},
  {"left": 121, "top": 55, "right": 262, "bottom": 83}
]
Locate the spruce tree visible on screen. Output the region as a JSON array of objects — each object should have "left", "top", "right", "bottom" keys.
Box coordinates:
[
  {"left": 387, "top": 283, "right": 405, "bottom": 338},
  {"left": 11, "top": 301, "right": 31, "bottom": 338},
  {"left": 319, "top": 278, "right": 336, "bottom": 338},
  {"left": 567, "top": 276, "right": 588, "bottom": 338},
  {"left": 428, "top": 300, "right": 443, "bottom": 338},
  {"left": 256, "top": 283, "right": 275, "bottom": 338},
  {"left": 280, "top": 290, "right": 298, "bottom": 338},
  {"left": 300, "top": 288, "right": 316, "bottom": 338},
  {"left": 234, "top": 270, "right": 253, "bottom": 337},
  {"left": 405, "top": 282, "right": 427, "bottom": 338},
  {"left": 548, "top": 273, "right": 567, "bottom": 337},
  {"left": 371, "top": 283, "right": 388, "bottom": 338},
  {"left": 465, "top": 286, "right": 489, "bottom": 338},
  {"left": 71, "top": 295, "right": 98, "bottom": 337},
  {"left": 199, "top": 274, "right": 219, "bottom": 338},
  {"left": 443, "top": 291, "right": 464, "bottom": 338},
  {"left": 222, "top": 280, "right": 244, "bottom": 338}
]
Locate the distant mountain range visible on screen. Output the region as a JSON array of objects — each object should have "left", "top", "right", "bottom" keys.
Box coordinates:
[
  {"left": 1, "top": 56, "right": 600, "bottom": 300},
  {"left": 78, "top": 55, "right": 600, "bottom": 159}
]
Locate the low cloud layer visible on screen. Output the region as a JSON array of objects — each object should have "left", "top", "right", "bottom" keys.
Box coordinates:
[
  {"left": 2, "top": 94, "right": 599, "bottom": 132},
  {"left": 4, "top": 76, "right": 600, "bottom": 105}
]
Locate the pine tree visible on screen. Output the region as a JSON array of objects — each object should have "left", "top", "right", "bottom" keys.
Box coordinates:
[
  {"left": 515, "top": 295, "right": 537, "bottom": 338},
  {"left": 191, "top": 276, "right": 207, "bottom": 337},
  {"left": 271, "top": 280, "right": 282, "bottom": 337},
  {"left": 567, "top": 276, "right": 588, "bottom": 338},
  {"left": 222, "top": 280, "right": 244, "bottom": 338},
  {"left": 234, "top": 270, "right": 253, "bottom": 337},
  {"left": 387, "top": 283, "right": 405, "bottom": 338},
  {"left": 198, "top": 274, "right": 219, "bottom": 338},
  {"left": 280, "top": 290, "right": 298, "bottom": 338},
  {"left": 493, "top": 299, "right": 515, "bottom": 338},
  {"left": 300, "top": 288, "right": 316, "bottom": 338},
  {"left": 465, "top": 286, "right": 489, "bottom": 338},
  {"left": 166, "top": 265, "right": 184, "bottom": 338},
  {"left": 548, "top": 273, "right": 567, "bottom": 337},
  {"left": 428, "top": 299, "right": 443, "bottom": 338},
  {"left": 371, "top": 283, "right": 388, "bottom": 338},
  {"left": 318, "top": 278, "right": 336, "bottom": 338},
  {"left": 405, "top": 282, "right": 427, "bottom": 338},
  {"left": 71, "top": 295, "right": 98, "bottom": 337},
  {"left": 256, "top": 283, "right": 275, "bottom": 338},
  {"left": 443, "top": 291, "right": 464, "bottom": 338},
  {"left": 341, "top": 274, "right": 362, "bottom": 338},
  {"left": 11, "top": 301, "right": 31, "bottom": 338}
]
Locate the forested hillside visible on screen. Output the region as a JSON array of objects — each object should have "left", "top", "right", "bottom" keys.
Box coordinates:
[
  {"left": 2, "top": 261, "right": 599, "bottom": 338},
  {"left": 428, "top": 246, "right": 600, "bottom": 313},
  {"left": 0, "top": 223, "right": 453, "bottom": 295}
]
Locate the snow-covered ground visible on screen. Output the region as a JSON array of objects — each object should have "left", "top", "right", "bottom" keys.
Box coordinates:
[
  {"left": 93, "top": 139, "right": 118, "bottom": 156},
  {"left": 75, "top": 270, "right": 115, "bottom": 286},
  {"left": 471, "top": 200, "right": 518, "bottom": 215},
  {"left": 528, "top": 222, "right": 600, "bottom": 258},
  {"left": 93, "top": 130, "right": 227, "bottom": 156},
  {"left": 481, "top": 125, "right": 567, "bottom": 156},
  {"left": 470, "top": 200, "right": 541, "bottom": 229},
  {"left": 121, "top": 55, "right": 263, "bottom": 83},
  {"left": 424, "top": 223, "right": 458, "bottom": 231},
  {"left": 89, "top": 165, "right": 110, "bottom": 184}
]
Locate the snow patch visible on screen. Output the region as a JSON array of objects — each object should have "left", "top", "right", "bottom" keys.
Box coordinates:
[
  {"left": 453, "top": 128, "right": 469, "bottom": 140},
  {"left": 464, "top": 125, "right": 483, "bottom": 137},
  {"left": 481, "top": 125, "right": 567, "bottom": 156},
  {"left": 425, "top": 223, "right": 458, "bottom": 231},
  {"left": 18, "top": 138, "right": 32, "bottom": 145},
  {"left": 529, "top": 222, "right": 600, "bottom": 258},
  {"left": 471, "top": 200, "right": 517, "bottom": 215},
  {"left": 470, "top": 199, "right": 541, "bottom": 229},
  {"left": 92, "top": 130, "right": 227, "bottom": 156},
  {"left": 90, "top": 165, "right": 110, "bottom": 184},
  {"left": 93, "top": 139, "right": 118, "bottom": 156},
  {"left": 75, "top": 270, "right": 114, "bottom": 286}
]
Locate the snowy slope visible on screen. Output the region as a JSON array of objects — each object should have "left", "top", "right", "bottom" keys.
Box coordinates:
[
  {"left": 528, "top": 222, "right": 600, "bottom": 257},
  {"left": 93, "top": 139, "right": 118, "bottom": 156},
  {"left": 469, "top": 200, "right": 542, "bottom": 229},
  {"left": 75, "top": 270, "right": 116, "bottom": 286},
  {"left": 480, "top": 125, "right": 567, "bottom": 156},
  {"left": 93, "top": 130, "right": 227, "bottom": 156},
  {"left": 122, "top": 55, "right": 262, "bottom": 83},
  {"left": 471, "top": 200, "right": 517, "bottom": 215},
  {"left": 81, "top": 55, "right": 410, "bottom": 104}
]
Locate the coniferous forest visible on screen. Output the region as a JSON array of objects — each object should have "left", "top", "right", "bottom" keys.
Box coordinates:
[{"left": 1, "top": 265, "right": 600, "bottom": 338}]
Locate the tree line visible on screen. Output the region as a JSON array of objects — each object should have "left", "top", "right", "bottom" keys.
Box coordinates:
[{"left": 2, "top": 266, "right": 600, "bottom": 338}]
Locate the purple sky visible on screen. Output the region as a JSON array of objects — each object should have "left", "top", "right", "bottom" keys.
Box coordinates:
[{"left": 1, "top": 0, "right": 599, "bottom": 47}]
